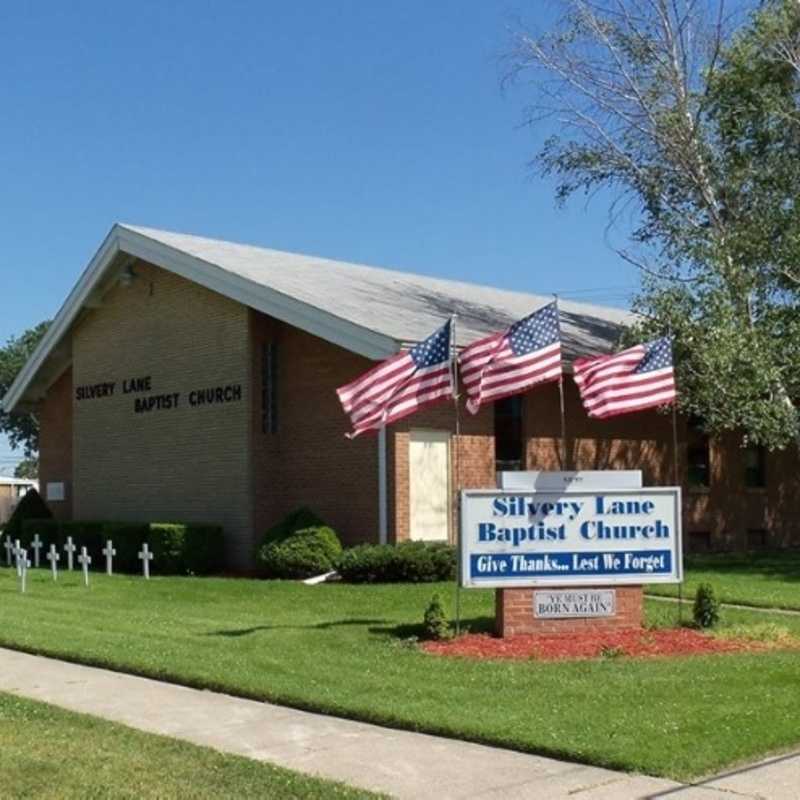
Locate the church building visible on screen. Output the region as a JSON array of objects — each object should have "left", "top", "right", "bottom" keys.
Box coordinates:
[{"left": 3, "top": 225, "right": 794, "bottom": 569}]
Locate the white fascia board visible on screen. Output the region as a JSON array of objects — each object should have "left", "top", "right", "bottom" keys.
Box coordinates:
[
  {"left": 2, "top": 225, "right": 399, "bottom": 413},
  {"left": 115, "top": 227, "right": 399, "bottom": 360}
]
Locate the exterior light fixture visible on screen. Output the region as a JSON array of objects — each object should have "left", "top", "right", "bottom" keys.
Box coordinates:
[{"left": 118, "top": 262, "right": 137, "bottom": 288}]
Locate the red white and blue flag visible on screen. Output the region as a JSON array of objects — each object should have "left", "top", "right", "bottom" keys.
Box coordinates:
[
  {"left": 458, "top": 302, "right": 563, "bottom": 415},
  {"left": 337, "top": 320, "right": 454, "bottom": 438},
  {"left": 573, "top": 336, "right": 676, "bottom": 419}
]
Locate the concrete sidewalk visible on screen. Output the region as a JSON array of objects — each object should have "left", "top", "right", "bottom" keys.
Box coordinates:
[{"left": 0, "top": 648, "right": 796, "bottom": 799}]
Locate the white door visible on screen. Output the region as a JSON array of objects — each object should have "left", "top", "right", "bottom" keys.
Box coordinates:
[{"left": 409, "top": 430, "right": 450, "bottom": 541}]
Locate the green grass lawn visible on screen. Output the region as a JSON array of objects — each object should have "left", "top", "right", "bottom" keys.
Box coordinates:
[
  {"left": 647, "top": 551, "right": 800, "bottom": 610},
  {"left": 0, "top": 691, "right": 378, "bottom": 799},
  {"left": 0, "top": 568, "right": 799, "bottom": 781}
]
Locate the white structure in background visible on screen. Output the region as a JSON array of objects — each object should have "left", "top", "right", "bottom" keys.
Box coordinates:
[{"left": 0, "top": 477, "right": 38, "bottom": 525}]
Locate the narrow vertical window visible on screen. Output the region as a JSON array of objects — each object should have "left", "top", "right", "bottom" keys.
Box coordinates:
[
  {"left": 262, "top": 342, "right": 278, "bottom": 434},
  {"left": 494, "top": 396, "right": 523, "bottom": 471},
  {"left": 744, "top": 444, "right": 766, "bottom": 489},
  {"left": 687, "top": 417, "right": 710, "bottom": 489}
]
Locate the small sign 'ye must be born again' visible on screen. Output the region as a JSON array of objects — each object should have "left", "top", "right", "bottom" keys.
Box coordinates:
[{"left": 534, "top": 589, "right": 615, "bottom": 619}]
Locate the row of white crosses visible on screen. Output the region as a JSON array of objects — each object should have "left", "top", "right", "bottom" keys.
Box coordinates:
[{"left": 3, "top": 534, "right": 154, "bottom": 591}]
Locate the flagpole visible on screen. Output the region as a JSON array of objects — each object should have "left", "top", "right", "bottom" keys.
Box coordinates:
[
  {"left": 554, "top": 296, "right": 568, "bottom": 470},
  {"left": 450, "top": 314, "right": 462, "bottom": 636},
  {"left": 671, "top": 394, "right": 683, "bottom": 625}
]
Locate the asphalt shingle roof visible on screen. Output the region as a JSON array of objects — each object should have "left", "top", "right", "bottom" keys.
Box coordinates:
[{"left": 124, "top": 225, "right": 633, "bottom": 360}]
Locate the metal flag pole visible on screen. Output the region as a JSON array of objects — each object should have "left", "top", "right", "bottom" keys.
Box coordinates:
[
  {"left": 672, "top": 399, "right": 684, "bottom": 624},
  {"left": 450, "top": 315, "right": 464, "bottom": 635},
  {"left": 666, "top": 329, "right": 684, "bottom": 625},
  {"left": 554, "top": 296, "right": 568, "bottom": 470},
  {"left": 558, "top": 376, "right": 568, "bottom": 470},
  {"left": 450, "top": 314, "right": 463, "bottom": 636}
]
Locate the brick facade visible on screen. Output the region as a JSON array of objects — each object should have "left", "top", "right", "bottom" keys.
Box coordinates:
[
  {"left": 70, "top": 261, "right": 253, "bottom": 568},
  {"left": 30, "top": 260, "right": 800, "bottom": 567},
  {"left": 250, "top": 311, "right": 380, "bottom": 548},
  {"left": 495, "top": 586, "right": 644, "bottom": 637},
  {"left": 37, "top": 367, "right": 73, "bottom": 520}
]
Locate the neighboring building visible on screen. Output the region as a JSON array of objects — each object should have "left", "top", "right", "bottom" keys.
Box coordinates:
[
  {"left": 2, "top": 224, "right": 792, "bottom": 568},
  {"left": 0, "top": 477, "right": 39, "bottom": 525}
]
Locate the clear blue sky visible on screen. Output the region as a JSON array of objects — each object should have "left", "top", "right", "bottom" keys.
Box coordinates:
[{"left": 0, "top": 1, "right": 640, "bottom": 471}]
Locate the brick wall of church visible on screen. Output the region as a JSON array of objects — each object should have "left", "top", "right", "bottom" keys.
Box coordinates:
[
  {"left": 250, "top": 311, "right": 380, "bottom": 549},
  {"left": 71, "top": 261, "right": 253, "bottom": 569},
  {"left": 37, "top": 367, "right": 74, "bottom": 520}
]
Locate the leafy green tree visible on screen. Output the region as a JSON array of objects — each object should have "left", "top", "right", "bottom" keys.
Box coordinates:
[
  {"left": 506, "top": 0, "right": 800, "bottom": 448},
  {"left": 0, "top": 321, "right": 50, "bottom": 457},
  {"left": 13, "top": 457, "right": 38, "bottom": 479}
]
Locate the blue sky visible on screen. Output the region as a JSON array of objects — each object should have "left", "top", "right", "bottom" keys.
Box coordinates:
[{"left": 0, "top": 1, "right": 641, "bottom": 471}]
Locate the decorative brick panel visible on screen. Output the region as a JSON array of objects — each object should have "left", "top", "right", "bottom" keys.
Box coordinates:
[
  {"left": 37, "top": 367, "right": 73, "bottom": 520},
  {"left": 495, "top": 586, "right": 644, "bottom": 637}
]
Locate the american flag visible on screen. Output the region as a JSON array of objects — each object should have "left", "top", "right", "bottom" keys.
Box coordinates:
[
  {"left": 458, "top": 302, "right": 563, "bottom": 415},
  {"left": 573, "top": 336, "right": 676, "bottom": 419},
  {"left": 337, "top": 320, "right": 454, "bottom": 438}
]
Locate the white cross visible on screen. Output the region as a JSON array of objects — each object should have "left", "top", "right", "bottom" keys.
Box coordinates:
[
  {"left": 64, "top": 537, "right": 76, "bottom": 571},
  {"left": 77, "top": 547, "right": 91, "bottom": 587},
  {"left": 31, "top": 534, "right": 43, "bottom": 568},
  {"left": 138, "top": 543, "right": 153, "bottom": 579},
  {"left": 14, "top": 539, "right": 22, "bottom": 577},
  {"left": 46, "top": 544, "right": 60, "bottom": 581},
  {"left": 102, "top": 540, "right": 116, "bottom": 576},
  {"left": 19, "top": 548, "right": 30, "bottom": 593},
  {"left": 3, "top": 536, "right": 12, "bottom": 566}
]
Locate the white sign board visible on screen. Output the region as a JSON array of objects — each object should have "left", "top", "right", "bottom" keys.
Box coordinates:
[
  {"left": 498, "top": 471, "right": 642, "bottom": 491},
  {"left": 534, "top": 589, "right": 616, "bottom": 618},
  {"left": 460, "top": 487, "right": 682, "bottom": 588}
]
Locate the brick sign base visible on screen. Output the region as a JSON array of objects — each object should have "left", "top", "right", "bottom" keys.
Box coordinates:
[{"left": 494, "top": 586, "right": 644, "bottom": 637}]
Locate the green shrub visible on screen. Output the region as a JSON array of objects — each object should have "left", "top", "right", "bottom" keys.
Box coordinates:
[
  {"left": 337, "top": 541, "right": 456, "bottom": 583},
  {"left": 61, "top": 521, "right": 106, "bottom": 565},
  {"left": 336, "top": 544, "right": 396, "bottom": 582},
  {"left": 20, "top": 518, "right": 62, "bottom": 552},
  {"left": 257, "top": 525, "right": 342, "bottom": 579},
  {"left": 259, "top": 507, "right": 327, "bottom": 550},
  {"left": 693, "top": 582, "right": 721, "bottom": 628},
  {"left": 17, "top": 519, "right": 222, "bottom": 575},
  {"left": 423, "top": 594, "right": 452, "bottom": 640},
  {"left": 3, "top": 489, "right": 52, "bottom": 542},
  {"left": 103, "top": 522, "right": 150, "bottom": 573},
  {"left": 148, "top": 523, "right": 224, "bottom": 575}
]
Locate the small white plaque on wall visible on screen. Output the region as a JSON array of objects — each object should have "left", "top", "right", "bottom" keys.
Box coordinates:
[
  {"left": 46, "top": 482, "right": 66, "bottom": 502},
  {"left": 534, "top": 589, "right": 616, "bottom": 619},
  {"left": 498, "top": 471, "right": 643, "bottom": 491}
]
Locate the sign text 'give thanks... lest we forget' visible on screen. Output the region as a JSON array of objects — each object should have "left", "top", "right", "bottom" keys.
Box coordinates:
[{"left": 459, "top": 487, "right": 682, "bottom": 588}]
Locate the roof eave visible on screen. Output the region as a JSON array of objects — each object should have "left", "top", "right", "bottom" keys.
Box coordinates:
[{"left": 2, "top": 224, "right": 400, "bottom": 414}]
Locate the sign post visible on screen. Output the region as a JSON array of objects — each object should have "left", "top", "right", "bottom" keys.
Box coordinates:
[{"left": 460, "top": 484, "right": 682, "bottom": 637}]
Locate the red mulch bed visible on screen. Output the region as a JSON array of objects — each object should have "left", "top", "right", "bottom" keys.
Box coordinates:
[{"left": 422, "top": 628, "right": 766, "bottom": 662}]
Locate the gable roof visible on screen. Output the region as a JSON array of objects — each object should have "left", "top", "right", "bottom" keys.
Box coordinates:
[{"left": 2, "top": 224, "right": 634, "bottom": 412}]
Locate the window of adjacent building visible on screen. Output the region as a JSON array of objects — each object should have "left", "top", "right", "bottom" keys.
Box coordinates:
[
  {"left": 687, "top": 418, "right": 710, "bottom": 489},
  {"left": 262, "top": 342, "right": 278, "bottom": 434},
  {"left": 744, "top": 445, "right": 766, "bottom": 489},
  {"left": 494, "top": 395, "right": 523, "bottom": 471}
]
